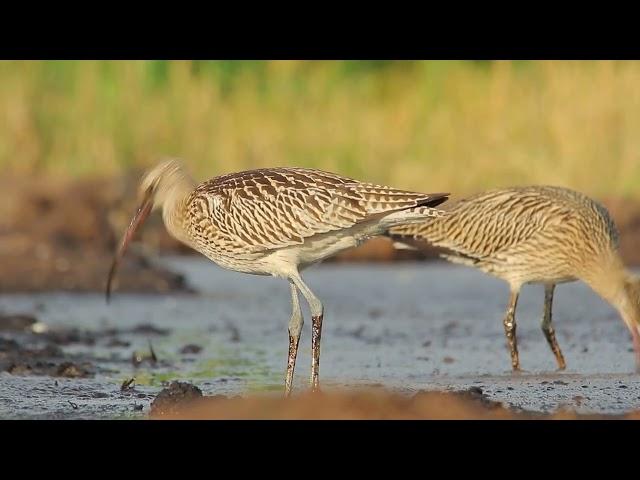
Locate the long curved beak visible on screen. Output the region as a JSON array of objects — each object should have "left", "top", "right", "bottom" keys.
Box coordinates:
[{"left": 106, "top": 187, "right": 153, "bottom": 303}]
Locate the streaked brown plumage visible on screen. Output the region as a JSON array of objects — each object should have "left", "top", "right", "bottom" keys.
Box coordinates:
[
  {"left": 389, "top": 185, "right": 640, "bottom": 372},
  {"left": 107, "top": 159, "right": 449, "bottom": 395}
]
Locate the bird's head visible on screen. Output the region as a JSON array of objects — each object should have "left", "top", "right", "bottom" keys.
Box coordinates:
[
  {"left": 622, "top": 273, "right": 640, "bottom": 328},
  {"left": 138, "top": 158, "right": 189, "bottom": 212},
  {"left": 106, "top": 158, "right": 193, "bottom": 303},
  {"left": 613, "top": 272, "right": 640, "bottom": 370}
]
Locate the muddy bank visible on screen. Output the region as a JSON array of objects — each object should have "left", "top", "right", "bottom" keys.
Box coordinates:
[
  {"left": 2, "top": 260, "right": 640, "bottom": 419},
  {"left": 148, "top": 382, "right": 519, "bottom": 419},
  {"left": 3, "top": 173, "right": 640, "bottom": 293},
  {"left": 148, "top": 382, "right": 640, "bottom": 420},
  {"left": 0, "top": 174, "right": 192, "bottom": 294}
]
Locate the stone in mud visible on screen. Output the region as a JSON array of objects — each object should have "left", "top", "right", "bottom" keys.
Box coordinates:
[
  {"left": 452, "top": 386, "right": 504, "bottom": 410},
  {"left": 106, "top": 338, "right": 130, "bottom": 348},
  {"left": 468, "top": 386, "right": 484, "bottom": 395},
  {"left": 1, "top": 342, "right": 63, "bottom": 360},
  {"left": 180, "top": 344, "right": 203, "bottom": 354},
  {"left": 130, "top": 324, "right": 171, "bottom": 336},
  {"left": 0, "top": 314, "right": 38, "bottom": 332},
  {"left": 43, "top": 328, "right": 97, "bottom": 346},
  {"left": 0, "top": 338, "right": 20, "bottom": 354},
  {"left": 150, "top": 381, "right": 203, "bottom": 417},
  {"left": 55, "top": 362, "right": 91, "bottom": 378},
  {"left": 7, "top": 363, "right": 36, "bottom": 375}
]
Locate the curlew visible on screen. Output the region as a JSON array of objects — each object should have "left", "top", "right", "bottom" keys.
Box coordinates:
[
  {"left": 389, "top": 185, "right": 640, "bottom": 372},
  {"left": 107, "top": 159, "right": 448, "bottom": 395}
]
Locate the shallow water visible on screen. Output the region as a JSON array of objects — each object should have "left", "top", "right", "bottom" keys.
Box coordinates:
[{"left": 1, "top": 257, "right": 639, "bottom": 418}]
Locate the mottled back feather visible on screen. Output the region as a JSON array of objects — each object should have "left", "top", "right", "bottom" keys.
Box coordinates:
[
  {"left": 187, "top": 167, "right": 447, "bottom": 256},
  {"left": 389, "top": 186, "right": 619, "bottom": 284}
]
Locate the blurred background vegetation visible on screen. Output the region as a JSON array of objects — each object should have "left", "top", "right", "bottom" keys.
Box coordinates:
[{"left": 2, "top": 60, "right": 640, "bottom": 198}]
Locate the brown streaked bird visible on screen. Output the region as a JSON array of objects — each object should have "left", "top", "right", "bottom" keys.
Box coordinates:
[
  {"left": 389, "top": 185, "right": 640, "bottom": 372},
  {"left": 107, "top": 159, "right": 448, "bottom": 395}
]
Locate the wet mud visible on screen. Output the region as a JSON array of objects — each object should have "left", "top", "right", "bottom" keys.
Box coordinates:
[
  {"left": 1, "top": 260, "right": 640, "bottom": 419},
  {"left": 0, "top": 312, "right": 175, "bottom": 380}
]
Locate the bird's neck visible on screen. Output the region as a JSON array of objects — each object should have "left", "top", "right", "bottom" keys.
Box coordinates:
[
  {"left": 586, "top": 254, "right": 639, "bottom": 330},
  {"left": 159, "top": 177, "right": 195, "bottom": 247}
]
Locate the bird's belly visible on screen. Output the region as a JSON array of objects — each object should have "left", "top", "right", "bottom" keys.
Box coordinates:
[
  {"left": 193, "top": 245, "right": 273, "bottom": 276},
  {"left": 528, "top": 275, "right": 578, "bottom": 286},
  {"left": 264, "top": 229, "right": 372, "bottom": 276},
  {"left": 484, "top": 259, "right": 579, "bottom": 286},
  {"left": 189, "top": 227, "right": 375, "bottom": 278},
  {"left": 298, "top": 234, "right": 360, "bottom": 266}
]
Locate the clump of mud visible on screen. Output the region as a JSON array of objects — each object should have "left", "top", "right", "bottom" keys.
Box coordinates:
[{"left": 150, "top": 381, "right": 204, "bottom": 418}]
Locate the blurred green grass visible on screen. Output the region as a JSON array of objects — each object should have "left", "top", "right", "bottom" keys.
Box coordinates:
[{"left": 2, "top": 60, "right": 640, "bottom": 198}]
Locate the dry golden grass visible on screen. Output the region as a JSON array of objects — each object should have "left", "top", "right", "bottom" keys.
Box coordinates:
[{"left": 2, "top": 60, "right": 640, "bottom": 198}]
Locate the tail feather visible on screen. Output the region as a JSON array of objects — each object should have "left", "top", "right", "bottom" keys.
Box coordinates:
[
  {"left": 361, "top": 191, "right": 449, "bottom": 230},
  {"left": 416, "top": 193, "right": 449, "bottom": 209},
  {"left": 355, "top": 185, "right": 449, "bottom": 215},
  {"left": 379, "top": 205, "right": 447, "bottom": 230}
]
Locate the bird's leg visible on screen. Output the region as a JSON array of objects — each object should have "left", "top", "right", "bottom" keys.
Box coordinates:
[
  {"left": 291, "top": 274, "right": 324, "bottom": 392},
  {"left": 503, "top": 289, "right": 521, "bottom": 371},
  {"left": 310, "top": 313, "right": 323, "bottom": 392},
  {"left": 629, "top": 324, "right": 640, "bottom": 372},
  {"left": 541, "top": 284, "right": 566, "bottom": 370},
  {"left": 285, "top": 282, "right": 303, "bottom": 397}
]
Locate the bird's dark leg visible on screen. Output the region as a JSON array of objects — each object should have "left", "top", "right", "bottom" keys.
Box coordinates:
[
  {"left": 291, "top": 274, "right": 324, "bottom": 392},
  {"left": 285, "top": 282, "right": 303, "bottom": 397},
  {"left": 629, "top": 324, "right": 640, "bottom": 373},
  {"left": 541, "top": 283, "right": 566, "bottom": 370},
  {"left": 310, "top": 313, "right": 323, "bottom": 391},
  {"left": 503, "top": 289, "right": 521, "bottom": 371}
]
